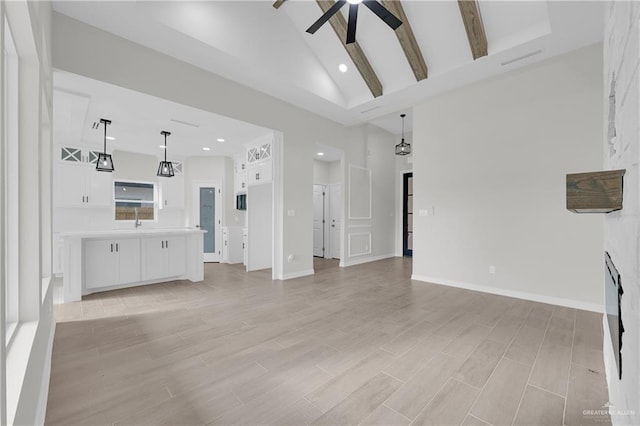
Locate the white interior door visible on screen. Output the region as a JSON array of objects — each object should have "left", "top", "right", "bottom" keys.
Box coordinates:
[
  {"left": 313, "top": 184, "right": 325, "bottom": 257},
  {"left": 194, "top": 183, "right": 222, "bottom": 262},
  {"left": 329, "top": 183, "right": 342, "bottom": 259}
]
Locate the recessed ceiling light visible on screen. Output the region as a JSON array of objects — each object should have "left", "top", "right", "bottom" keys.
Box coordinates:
[
  {"left": 217, "top": 138, "right": 225, "bottom": 142},
  {"left": 339, "top": 64, "right": 348, "bottom": 73},
  {"left": 159, "top": 145, "right": 166, "bottom": 149},
  {"left": 317, "top": 152, "right": 325, "bottom": 156},
  {"left": 202, "top": 147, "right": 211, "bottom": 151},
  {"left": 106, "top": 136, "right": 116, "bottom": 141},
  {"left": 347, "top": 0, "right": 362, "bottom": 4}
]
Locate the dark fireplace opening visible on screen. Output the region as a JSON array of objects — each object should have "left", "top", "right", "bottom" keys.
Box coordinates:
[{"left": 605, "top": 251, "right": 624, "bottom": 379}]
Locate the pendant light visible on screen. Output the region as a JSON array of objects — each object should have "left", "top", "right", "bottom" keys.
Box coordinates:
[
  {"left": 96, "top": 118, "right": 115, "bottom": 172},
  {"left": 395, "top": 113, "right": 411, "bottom": 156},
  {"left": 157, "top": 131, "right": 175, "bottom": 177}
]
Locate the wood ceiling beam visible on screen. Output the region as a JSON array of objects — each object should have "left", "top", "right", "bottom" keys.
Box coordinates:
[
  {"left": 272, "top": 0, "right": 287, "bottom": 10},
  {"left": 458, "top": 0, "right": 488, "bottom": 60},
  {"left": 315, "top": 0, "right": 383, "bottom": 98},
  {"left": 381, "top": 0, "right": 428, "bottom": 81}
]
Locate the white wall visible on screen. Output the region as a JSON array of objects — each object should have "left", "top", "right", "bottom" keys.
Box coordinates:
[
  {"left": 1, "top": 1, "right": 55, "bottom": 424},
  {"left": 313, "top": 160, "right": 341, "bottom": 186},
  {"left": 52, "top": 13, "right": 397, "bottom": 278},
  {"left": 603, "top": 3, "right": 640, "bottom": 424},
  {"left": 313, "top": 160, "right": 330, "bottom": 185},
  {"left": 412, "top": 44, "right": 604, "bottom": 311}
]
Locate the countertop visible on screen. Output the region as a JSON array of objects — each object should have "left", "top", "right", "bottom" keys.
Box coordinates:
[{"left": 59, "top": 228, "right": 207, "bottom": 239}]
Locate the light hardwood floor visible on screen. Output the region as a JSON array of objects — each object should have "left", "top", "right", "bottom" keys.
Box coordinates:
[{"left": 47, "top": 258, "right": 611, "bottom": 426}]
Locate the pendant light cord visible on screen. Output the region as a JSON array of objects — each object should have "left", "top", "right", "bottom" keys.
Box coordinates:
[
  {"left": 164, "top": 133, "right": 168, "bottom": 162},
  {"left": 103, "top": 121, "right": 107, "bottom": 153}
]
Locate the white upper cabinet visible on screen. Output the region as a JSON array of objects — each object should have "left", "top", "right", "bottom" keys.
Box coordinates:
[
  {"left": 245, "top": 137, "right": 273, "bottom": 187},
  {"left": 234, "top": 155, "right": 247, "bottom": 194},
  {"left": 85, "top": 168, "right": 114, "bottom": 207},
  {"left": 57, "top": 157, "right": 112, "bottom": 208},
  {"left": 247, "top": 161, "right": 272, "bottom": 186},
  {"left": 159, "top": 175, "right": 185, "bottom": 209}
]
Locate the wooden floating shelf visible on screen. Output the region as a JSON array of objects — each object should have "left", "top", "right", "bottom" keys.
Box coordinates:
[{"left": 566, "top": 169, "right": 625, "bottom": 213}]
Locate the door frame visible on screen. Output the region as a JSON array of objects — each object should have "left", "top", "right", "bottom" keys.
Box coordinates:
[
  {"left": 192, "top": 180, "right": 222, "bottom": 262},
  {"left": 328, "top": 182, "right": 342, "bottom": 259},
  {"left": 402, "top": 172, "right": 413, "bottom": 257},
  {"left": 313, "top": 184, "right": 329, "bottom": 258}
]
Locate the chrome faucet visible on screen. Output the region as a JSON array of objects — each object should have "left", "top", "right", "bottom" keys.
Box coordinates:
[{"left": 134, "top": 207, "right": 142, "bottom": 228}]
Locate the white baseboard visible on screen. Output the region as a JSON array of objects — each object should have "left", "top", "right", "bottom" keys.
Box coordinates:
[
  {"left": 341, "top": 253, "right": 396, "bottom": 267},
  {"left": 411, "top": 274, "right": 604, "bottom": 313},
  {"left": 35, "top": 319, "right": 56, "bottom": 426},
  {"left": 280, "top": 269, "right": 314, "bottom": 280}
]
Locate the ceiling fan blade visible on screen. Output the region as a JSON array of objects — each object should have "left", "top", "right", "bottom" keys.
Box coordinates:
[
  {"left": 307, "top": 0, "right": 347, "bottom": 34},
  {"left": 362, "top": 0, "right": 402, "bottom": 30},
  {"left": 346, "top": 3, "right": 359, "bottom": 44}
]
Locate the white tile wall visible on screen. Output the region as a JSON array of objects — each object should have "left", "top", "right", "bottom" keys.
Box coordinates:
[{"left": 604, "top": 3, "right": 640, "bottom": 425}]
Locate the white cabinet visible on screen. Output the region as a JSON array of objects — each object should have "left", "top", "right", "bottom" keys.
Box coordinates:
[
  {"left": 85, "top": 238, "right": 141, "bottom": 290},
  {"left": 245, "top": 138, "right": 272, "bottom": 188},
  {"left": 222, "top": 226, "right": 243, "bottom": 264},
  {"left": 246, "top": 142, "right": 271, "bottom": 165},
  {"left": 62, "top": 230, "right": 204, "bottom": 301},
  {"left": 242, "top": 228, "right": 248, "bottom": 267},
  {"left": 57, "top": 162, "right": 112, "bottom": 208},
  {"left": 85, "top": 168, "right": 114, "bottom": 207},
  {"left": 234, "top": 156, "right": 247, "bottom": 194},
  {"left": 59, "top": 164, "right": 85, "bottom": 207},
  {"left": 141, "top": 235, "right": 186, "bottom": 281},
  {"left": 167, "top": 236, "right": 187, "bottom": 276},
  {"left": 60, "top": 146, "right": 102, "bottom": 165},
  {"left": 235, "top": 172, "right": 247, "bottom": 194},
  {"left": 247, "top": 161, "right": 272, "bottom": 186},
  {"left": 159, "top": 175, "right": 185, "bottom": 209}
]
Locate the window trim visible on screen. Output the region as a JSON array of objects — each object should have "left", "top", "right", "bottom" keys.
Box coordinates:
[
  {"left": 3, "top": 15, "right": 19, "bottom": 346},
  {"left": 113, "top": 180, "right": 158, "bottom": 222}
]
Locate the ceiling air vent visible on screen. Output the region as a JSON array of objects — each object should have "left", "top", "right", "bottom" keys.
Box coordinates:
[
  {"left": 170, "top": 118, "right": 200, "bottom": 128},
  {"left": 501, "top": 50, "right": 542, "bottom": 67},
  {"left": 360, "top": 106, "right": 380, "bottom": 114}
]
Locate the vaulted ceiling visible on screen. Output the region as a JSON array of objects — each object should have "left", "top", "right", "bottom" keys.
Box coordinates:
[{"left": 52, "top": 1, "right": 604, "bottom": 134}]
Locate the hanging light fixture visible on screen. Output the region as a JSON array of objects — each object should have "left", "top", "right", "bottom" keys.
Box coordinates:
[
  {"left": 395, "top": 113, "right": 411, "bottom": 156},
  {"left": 96, "top": 118, "right": 115, "bottom": 172},
  {"left": 157, "top": 131, "right": 175, "bottom": 177}
]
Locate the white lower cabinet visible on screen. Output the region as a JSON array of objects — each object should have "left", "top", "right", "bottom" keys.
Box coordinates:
[
  {"left": 63, "top": 230, "right": 204, "bottom": 301},
  {"left": 142, "top": 235, "right": 186, "bottom": 281},
  {"left": 85, "top": 238, "right": 141, "bottom": 290},
  {"left": 222, "top": 226, "right": 243, "bottom": 264},
  {"left": 242, "top": 228, "right": 248, "bottom": 266},
  {"left": 167, "top": 236, "right": 186, "bottom": 276}
]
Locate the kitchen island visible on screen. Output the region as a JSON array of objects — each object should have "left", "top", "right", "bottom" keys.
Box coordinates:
[{"left": 60, "top": 228, "right": 205, "bottom": 303}]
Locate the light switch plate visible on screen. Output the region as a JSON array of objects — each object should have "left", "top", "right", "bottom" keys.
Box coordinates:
[{"left": 287, "top": 209, "right": 295, "bottom": 217}]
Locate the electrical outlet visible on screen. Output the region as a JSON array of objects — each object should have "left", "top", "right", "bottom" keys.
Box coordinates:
[{"left": 489, "top": 265, "right": 496, "bottom": 274}]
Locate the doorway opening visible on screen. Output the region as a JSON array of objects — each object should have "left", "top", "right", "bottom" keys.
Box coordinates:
[
  {"left": 403, "top": 172, "right": 413, "bottom": 257},
  {"left": 194, "top": 182, "right": 222, "bottom": 262},
  {"left": 312, "top": 143, "right": 344, "bottom": 270}
]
